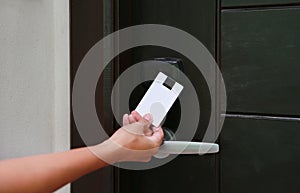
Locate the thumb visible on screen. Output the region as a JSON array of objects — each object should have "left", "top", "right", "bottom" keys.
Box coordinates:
[{"left": 148, "top": 127, "right": 164, "bottom": 145}]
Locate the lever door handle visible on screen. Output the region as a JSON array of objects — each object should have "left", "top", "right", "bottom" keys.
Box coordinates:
[{"left": 154, "top": 141, "right": 219, "bottom": 159}]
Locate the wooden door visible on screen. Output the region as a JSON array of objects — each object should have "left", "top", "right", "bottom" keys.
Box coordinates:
[
  {"left": 116, "top": 0, "right": 219, "bottom": 193},
  {"left": 71, "top": 1, "right": 300, "bottom": 193},
  {"left": 220, "top": 1, "right": 300, "bottom": 193}
]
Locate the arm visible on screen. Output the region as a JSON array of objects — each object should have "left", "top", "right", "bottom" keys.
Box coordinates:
[
  {"left": 0, "top": 112, "right": 163, "bottom": 193},
  {"left": 0, "top": 146, "right": 107, "bottom": 193}
]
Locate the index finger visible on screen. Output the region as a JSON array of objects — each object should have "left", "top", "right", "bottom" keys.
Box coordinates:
[{"left": 131, "top": 111, "right": 142, "bottom": 121}]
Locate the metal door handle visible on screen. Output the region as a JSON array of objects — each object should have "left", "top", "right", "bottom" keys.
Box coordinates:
[{"left": 155, "top": 141, "right": 219, "bottom": 159}]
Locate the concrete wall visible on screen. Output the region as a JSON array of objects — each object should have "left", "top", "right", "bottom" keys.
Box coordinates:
[{"left": 0, "top": 0, "right": 70, "bottom": 192}]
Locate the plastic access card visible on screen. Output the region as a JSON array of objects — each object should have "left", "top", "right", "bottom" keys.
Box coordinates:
[{"left": 135, "top": 72, "right": 184, "bottom": 127}]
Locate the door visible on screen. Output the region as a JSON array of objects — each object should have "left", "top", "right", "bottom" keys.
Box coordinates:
[
  {"left": 220, "top": 1, "right": 300, "bottom": 193},
  {"left": 115, "top": 0, "right": 219, "bottom": 193},
  {"left": 71, "top": 0, "right": 300, "bottom": 193},
  {"left": 71, "top": 0, "right": 115, "bottom": 192}
]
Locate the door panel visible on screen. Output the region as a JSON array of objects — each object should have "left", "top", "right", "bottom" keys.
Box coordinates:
[
  {"left": 222, "top": 0, "right": 300, "bottom": 7},
  {"left": 220, "top": 117, "right": 300, "bottom": 193},
  {"left": 119, "top": 155, "right": 218, "bottom": 193},
  {"left": 119, "top": 0, "right": 216, "bottom": 54},
  {"left": 71, "top": 0, "right": 115, "bottom": 192},
  {"left": 117, "top": 0, "right": 218, "bottom": 193},
  {"left": 118, "top": 0, "right": 216, "bottom": 140},
  {"left": 222, "top": 8, "right": 300, "bottom": 116}
]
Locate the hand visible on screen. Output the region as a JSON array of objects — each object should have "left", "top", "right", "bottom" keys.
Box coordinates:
[
  {"left": 122, "top": 111, "right": 158, "bottom": 136},
  {"left": 89, "top": 111, "right": 164, "bottom": 163},
  {"left": 0, "top": 114, "right": 163, "bottom": 193}
]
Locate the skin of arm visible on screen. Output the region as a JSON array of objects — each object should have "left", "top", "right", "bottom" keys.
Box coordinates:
[{"left": 0, "top": 111, "right": 164, "bottom": 193}]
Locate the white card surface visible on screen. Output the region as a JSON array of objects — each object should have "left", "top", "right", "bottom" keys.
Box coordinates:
[{"left": 135, "top": 72, "right": 183, "bottom": 127}]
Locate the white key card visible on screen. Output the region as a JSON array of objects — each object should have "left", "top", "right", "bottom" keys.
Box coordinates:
[{"left": 135, "top": 72, "right": 184, "bottom": 127}]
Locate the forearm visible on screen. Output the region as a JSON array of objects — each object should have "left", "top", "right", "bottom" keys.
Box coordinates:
[
  {"left": 0, "top": 147, "right": 107, "bottom": 193},
  {"left": 0, "top": 112, "right": 163, "bottom": 193}
]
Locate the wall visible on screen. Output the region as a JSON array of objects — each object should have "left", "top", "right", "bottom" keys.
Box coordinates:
[{"left": 0, "top": 0, "right": 70, "bottom": 192}]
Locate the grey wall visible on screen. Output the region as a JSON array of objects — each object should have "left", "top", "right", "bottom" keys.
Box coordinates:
[{"left": 0, "top": 0, "right": 70, "bottom": 192}]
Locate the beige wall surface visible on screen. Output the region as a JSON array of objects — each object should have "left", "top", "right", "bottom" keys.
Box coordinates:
[{"left": 0, "top": 1, "right": 70, "bottom": 192}]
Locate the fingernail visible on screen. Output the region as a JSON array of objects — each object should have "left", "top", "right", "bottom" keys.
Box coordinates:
[{"left": 144, "top": 114, "right": 152, "bottom": 121}]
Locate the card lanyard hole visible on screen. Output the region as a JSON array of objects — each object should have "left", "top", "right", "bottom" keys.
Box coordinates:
[{"left": 163, "top": 77, "right": 175, "bottom": 90}]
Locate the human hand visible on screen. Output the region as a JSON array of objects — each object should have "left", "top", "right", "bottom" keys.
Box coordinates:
[
  {"left": 122, "top": 111, "right": 160, "bottom": 136},
  {"left": 89, "top": 111, "right": 164, "bottom": 163}
]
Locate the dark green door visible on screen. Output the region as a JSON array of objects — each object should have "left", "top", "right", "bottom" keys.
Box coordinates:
[
  {"left": 116, "top": 1, "right": 300, "bottom": 193},
  {"left": 71, "top": 0, "right": 300, "bottom": 193},
  {"left": 116, "top": 0, "right": 219, "bottom": 193},
  {"left": 220, "top": 1, "right": 300, "bottom": 193}
]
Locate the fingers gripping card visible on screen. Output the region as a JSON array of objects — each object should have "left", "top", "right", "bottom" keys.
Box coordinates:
[{"left": 135, "top": 72, "right": 184, "bottom": 127}]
